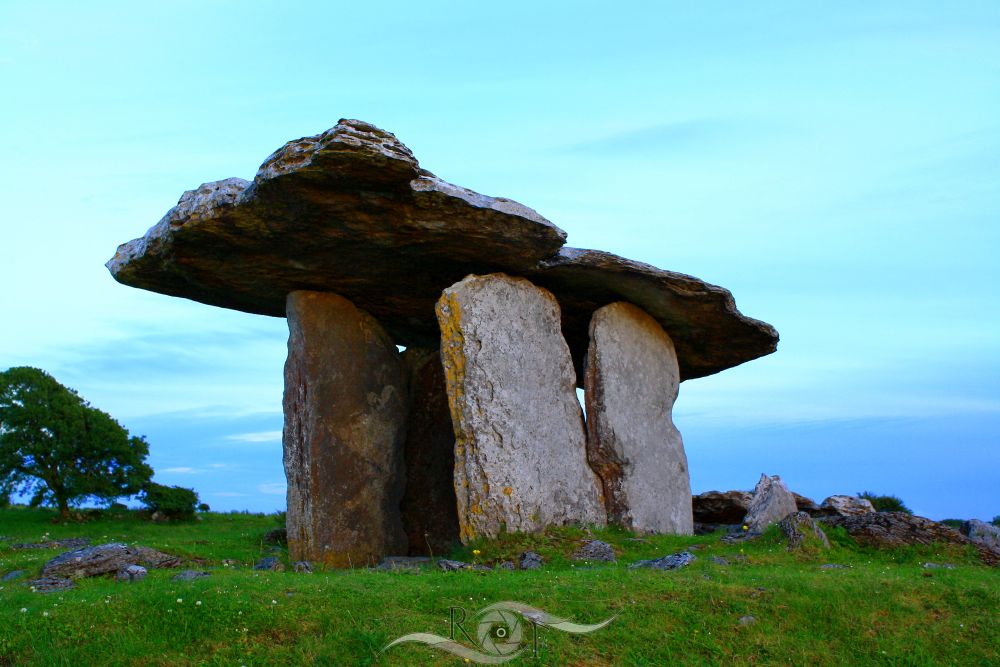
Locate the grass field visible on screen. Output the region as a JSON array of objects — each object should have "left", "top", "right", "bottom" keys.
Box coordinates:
[{"left": 1, "top": 507, "right": 997, "bottom": 666}]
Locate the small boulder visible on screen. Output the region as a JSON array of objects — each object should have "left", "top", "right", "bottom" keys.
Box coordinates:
[
  {"left": 375, "top": 556, "right": 429, "bottom": 573},
  {"left": 572, "top": 540, "right": 616, "bottom": 562},
  {"left": 742, "top": 475, "right": 797, "bottom": 534},
  {"left": 2, "top": 570, "right": 27, "bottom": 582},
  {"left": 738, "top": 615, "right": 757, "bottom": 626},
  {"left": 629, "top": 551, "right": 696, "bottom": 571},
  {"left": 792, "top": 493, "right": 820, "bottom": 515},
  {"left": 293, "top": 561, "right": 314, "bottom": 573},
  {"left": 172, "top": 570, "right": 210, "bottom": 581},
  {"left": 778, "top": 512, "right": 830, "bottom": 550},
  {"left": 710, "top": 556, "right": 730, "bottom": 566},
  {"left": 42, "top": 543, "right": 180, "bottom": 579},
  {"left": 922, "top": 562, "right": 956, "bottom": 570},
  {"left": 519, "top": 551, "right": 544, "bottom": 570},
  {"left": 28, "top": 577, "right": 75, "bottom": 593},
  {"left": 116, "top": 565, "right": 147, "bottom": 583},
  {"left": 437, "top": 559, "right": 490, "bottom": 572},
  {"left": 254, "top": 557, "right": 284, "bottom": 572},
  {"left": 816, "top": 495, "right": 875, "bottom": 518},
  {"left": 495, "top": 561, "right": 515, "bottom": 571},
  {"left": 960, "top": 519, "right": 1000, "bottom": 550}
]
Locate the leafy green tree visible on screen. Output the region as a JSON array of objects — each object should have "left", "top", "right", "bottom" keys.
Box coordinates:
[
  {"left": 858, "top": 491, "right": 912, "bottom": 514},
  {"left": 0, "top": 367, "right": 153, "bottom": 518},
  {"left": 140, "top": 482, "right": 199, "bottom": 519}
]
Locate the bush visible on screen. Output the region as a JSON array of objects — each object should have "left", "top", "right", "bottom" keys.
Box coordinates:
[
  {"left": 197, "top": 503, "right": 210, "bottom": 513},
  {"left": 858, "top": 491, "right": 912, "bottom": 514},
  {"left": 993, "top": 516, "right": 1000, "bottom": 527},
  {"left": 140, "top": 483, "right": 199, "bottom": 520}
]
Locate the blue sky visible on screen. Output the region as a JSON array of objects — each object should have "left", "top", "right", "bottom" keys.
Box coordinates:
[{"left": 1, "top": 1, "right": 997, "bottom": 519}]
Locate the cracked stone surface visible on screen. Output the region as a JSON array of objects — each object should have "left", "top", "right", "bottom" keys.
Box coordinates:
[{"left": 436, "top": 273, "right": 606, "bottom": 542}]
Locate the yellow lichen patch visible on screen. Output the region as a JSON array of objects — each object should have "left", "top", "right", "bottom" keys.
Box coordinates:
[
  {"left": 503, "top": 486, "right": 513, "bottom": 496},
  {"left": 470, "top": 503, "right": 482, "bottom": 515}
]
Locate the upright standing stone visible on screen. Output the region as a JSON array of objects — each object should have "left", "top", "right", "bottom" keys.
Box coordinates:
[
  {"left": 742, "top": 474, "right": 798, "bottom": 534},
  {"left": 399, "top": 347, "right": 460, "bottom": 555},
  {"left": 585, "top": 302, "right": 693, "bottom": 534},
  {"left": 436, "top": 273, "right": 606, "bottom": 542},
  {"left": 283, "top": 290, "right": 408, "bottom": 567}
]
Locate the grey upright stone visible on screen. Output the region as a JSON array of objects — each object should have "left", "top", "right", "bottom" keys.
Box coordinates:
[
  {"left": 585, "top": 302, "right": 693, "bottom": 534},
  {"left": 436, "top": 273, "right": 606, "bottom": 542},
  {"left": 742, "top": 474, "right": 798, "bottom": 534},
  {"left": 283, "top": 290, "right": 408, "bottom": 567}
]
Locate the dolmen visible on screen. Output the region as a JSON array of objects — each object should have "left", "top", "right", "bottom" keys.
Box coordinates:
[{"left": 107, "top": 119, "right": 778, "bottom": 567}]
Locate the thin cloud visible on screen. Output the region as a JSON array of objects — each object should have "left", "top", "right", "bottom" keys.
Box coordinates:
[
  {"left": 257, "top": 482, "right": 286, "bottom": 496},
  {"left": 212, "top": 491, "right": 248, "bottom": 498},
  {"left": 161, "top": 466, "right": 199, "bottom": 474},
  {"left": 225, "top": 430, "right": 282, "bottom": 443}
]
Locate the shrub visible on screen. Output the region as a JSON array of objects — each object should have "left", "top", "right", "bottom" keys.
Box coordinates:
[
  {"left": 858, "top": 491, "right": 912, "bottom": 514},
  {"left": 993, "top": 516, "right": 1000, "bottom": 527},
  {"left": 197, "top": 503, "right": 211, "bottom": 513},
  {"left": 140, "top": 483, "right": 199, "bottom": 520}
]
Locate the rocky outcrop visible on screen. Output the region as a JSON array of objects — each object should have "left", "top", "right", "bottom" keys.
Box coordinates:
[
  {"left": 820, "top": 512, "right": 999, "bottom": 566},
  {"left": 778, "top": 512, "right": 830, "bottom": 550},
  {"left": 283, "top": 291, "right": 408, "bottom": 567},
  {"left": 742, "top": 474, "right": 798, "bottom": 534},
  {"left": 572, "top": 540, "right": 616, "bottom": 562},
  {"left": 816, "top": 495, "right": 875, "bottom": 518},
  {"left": 399, "top": 347, "right": 460, "bottom": 555},
  {"left": 961, "top": 519, "right": 1000, "bottom": 550},
  {"left": 793, "top": 493, "right": 820, "bottom": 514},
  {"left": 41, "top": 543, "right": 180, "bottom": 579},
  {"left": 436, "top": 274, "right": 606, "bottom": 542},
  {"left": 693, "top": 491, "right": 753, "bottom": 524},
  {"left": 107, "top": 120, "right": 778, "bottom": 380},
  {"left": 584, "top": 302, "right": 693, "bottom": 534}
]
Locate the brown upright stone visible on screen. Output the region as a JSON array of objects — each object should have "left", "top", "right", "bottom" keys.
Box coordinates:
[
  {"left": 436, "top": 273, "right": 606, "bottom": 543},
  {"left": 283, "top": 290, "right": 408, "bottom": 567},
  {"left": 585, "top": 302, "right": 693, "bottom": 534},
  {"left": 399, "top": 347, "right": 460, "bottom": 555}
]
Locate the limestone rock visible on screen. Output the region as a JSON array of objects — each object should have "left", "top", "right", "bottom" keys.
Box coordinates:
[
  {"left": 2, "top": 570, "right": 27, "bottom": 581},
  {"left": 742, "top": 475, "right": 798, "bottom": 534},
  {"left": 116, "top": 565, "right": 147, "bottom": 583},
  {"left": 528, "top": 248, "right": 779, "bottom": 382},
  {"left": 629, "top": 551, "right": 696, "bottom": 570},
  {"left": 293, "top": 561, "right": 314, "bottom": 573},
  {"left": 11, "top": 537, "right": 90, "bottom": 550},
  {"left": 283, "top": 291, "right": 408, "bottom": 567},
  {"left": 820, "top": 512, "right": 999, "bottom": 566},
  {"left": 792, "top": 492, "right": 820, "bottom": 515},
  {"left": 778, "top": 512, "right": 830, "bottom": 550},
  {"left": 584, "top": 302, "right": 693, "bottom": 534},
  {"left": 108, "top": 121, "right": 778, "bottom": 381},
  {"left": 572, "top": 540, "right": 616, "bottom": 562},
  {"left": 254, "top": 557, "right": 284, "bottom": 572},
  {"left": 817, "top": 495, "right": 876, "bottom": 518},
  {"left": 375, "top": 556, "right": 430, "bottom": 573},
  {"left": 519, "top": 551, "right": 544, "bottom": 570},
  {"left": 41, "top": 543, "right": 180, "bottom": 579},
  {"left": 172, "top": 570, "right": 210, "bottom": 581},
  {"left": 693, "top": 491, "right": 753, "bottom": 524},
  {"left": 960, "top": 519, "right": 1000, "bottom": 550},
  {"left": 436, "top": 274, "right": 606, "bottom": 542},
  {"left": 399, "top": 347, "right": 460, "bottom": 555},
  {"left": 28, "top": 577, "right": 75, "bottom": 593}
]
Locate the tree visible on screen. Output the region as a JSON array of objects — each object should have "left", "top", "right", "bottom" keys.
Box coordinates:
[
  {"left": 858, "top": 491, "right": 912, "bottom": 514},
  {"left": 140, "top": 482, "right": 199, "bottom": 519},
  {"left": 0, "top": 367, "right": 153, "bottom": 518}
]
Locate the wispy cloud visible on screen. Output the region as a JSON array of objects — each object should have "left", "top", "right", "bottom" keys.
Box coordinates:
[
  {"left": 257, "top": 482, "right": 285, "bottom": 496},
  {"left": 225, "top": 430, "right": 282, "bottom": 443},
  {"left": 212, "top": 491, "right": 248, "bottom": 498},
  {"left": 161, "top": 466, "right": 199, "bottom": 474}
]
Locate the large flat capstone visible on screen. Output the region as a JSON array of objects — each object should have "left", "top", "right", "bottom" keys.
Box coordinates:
[
  {"left": 585, "top": 302, "right": 693, "bottom": 534},
  {"left": 436, "top": 273, "right": 607, "bottom": 542},
  {"left": 283, "top": 290, "right": 408, "bottom": 566},
  {"left": 107, "top": 119, "right": 778, "bottom": 380}
]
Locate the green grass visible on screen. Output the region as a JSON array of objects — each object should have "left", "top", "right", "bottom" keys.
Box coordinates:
[{"left": 1, "top": 507, "right": 997, "bottom": 666}]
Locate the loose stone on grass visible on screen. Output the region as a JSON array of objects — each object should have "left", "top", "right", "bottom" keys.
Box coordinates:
[
  {"left": 572, "top": 540, "right": 615, "bottom": 562},
  {"left": 519, "top": 551, "right": 544, "bottom": 570},
  {"left": 629, "top": 551, "right": 697, "bottom": 571},
  {"left": 116, "top": 565, "right": 147, "bottom": 583},
  {"left": 172, "top": 570, "right": 211, "bottom": 581}
]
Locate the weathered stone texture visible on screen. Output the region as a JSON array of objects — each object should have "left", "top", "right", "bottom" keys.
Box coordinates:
[
  {"left": 585, "top": 302, "right": 693, "bottom": 534},
  {"left": 693, "top": 491, "right": 753, "bottom": 524},
  {"left": 436, "top": 273, "right": 606, "bottom": 542},
  {"left": 742, "top": 474, "right": 798, "bottom": 534},
  {"left": 816, "top": 495, "right": 876, "bottom": 518},
  {"left": 283, "top": 290, "right": 408, "bottom": 567},
  {"left": 399, "top": 347, "right": 460, "bottom": 555}
]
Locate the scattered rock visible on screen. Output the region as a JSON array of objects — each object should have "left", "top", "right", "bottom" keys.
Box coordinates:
[
  {"left": 283, "top": 290, "right": 408, "bottom": 567},
  {"left": 710, "top": 556, "right": 730, "bottom": 566},
  {"left": 816, "top": 496, "right": 875, "bottom": 518},
  {"left": 254, "top": 557, "right": 285, "bottom": 572},
  {"left": 27, "top": 577, "right": 75, "bottom": 593},
  {"left": 495, "top": 561, "right": 515, "bottom": 571},
  {"left": 792, "top": 493, "right": 820, "bottom": 515},
  {"left": 738, "top": 615, "right": 757, "bottom": 626},
  {"left": 41, "top": 543, "right": 180, "bottom": 579},
  {"left": 572, "top": 540, "right": 616, "bottom": 562},
  {"left": 820, "top": 512, "right": 999, "bottom": 566},
  {"left": 437, "top": 559, "right": 490, "bottom": 572},
  {"left": 519, "top": 551, "right": 544, "bottom": 570},
  {"left": 172, "top": 570, "right": 211, "bottom": 581},
  {"left": 2, "top": 570, "right": 27, "bottom": 581},
  {"left": 116, "top": 565, "right": 147, "bottom": 583},
  {"left": 11, "top": 537, "right": 91, "bottom": 550},
  {"left": 629, "top": 551, "right": 696, "bottom": 571},
  {"left": 585, "top": 302, "right": 693, "bottom": 534},
  {"left": 778, "top": 512, "right": 830, "bottom": 550},
  {"left": 922, "top": 562, "right": 956, "bottom": 570},
  {"left": 742, "top": 475, "right": 798, "bottom": 534},
  {"left": 293, "top": 561, "right": 314, "bottom": 574},
  {"left": 437, "top": 274, "right": 606, "bottom": 542},
  {"left": 263, "top": 528, "right": 288, "bottom": 546},
  {"left": 375, "top": 556, "right": 430, "bottom": 572},
  {"left": 960, "top": 519, "right": 1000, "bottom": 550},
  {"left": 819, "top": 564, "right": 849, "bottom": 569},
  {"left": 693, "top": 491, "right": 752, "bottom": 524}
]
